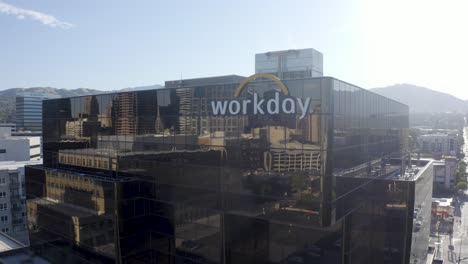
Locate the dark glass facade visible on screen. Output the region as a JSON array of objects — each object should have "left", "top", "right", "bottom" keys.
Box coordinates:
[{"left": 25, "top": 76, "right": 431, "bottom": 264}]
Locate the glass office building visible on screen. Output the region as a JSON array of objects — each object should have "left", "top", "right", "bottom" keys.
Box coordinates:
[
  {"left": 16, "top": 92, "right": 60, "bottom": 132},
  {"left": 25, "top": 76, "right": 432, "bottom": 263},
  {"left": 255, "top": 48, "right": 323, "bottom": 79}
]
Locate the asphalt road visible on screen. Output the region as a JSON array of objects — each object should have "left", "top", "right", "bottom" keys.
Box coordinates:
[
  {"left": 443, "top": 190, "right": 468, "bottom": 263},
  {"left": 447, "top": 127, "right": 468, "bottom": 263},
  {"left": 435, "top": 127, "right": 468, "bottom": 263}
]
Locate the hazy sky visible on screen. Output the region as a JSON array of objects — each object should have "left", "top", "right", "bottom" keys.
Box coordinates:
[{"left": 1, "top": 0, "right": 467, "bottom": 98}]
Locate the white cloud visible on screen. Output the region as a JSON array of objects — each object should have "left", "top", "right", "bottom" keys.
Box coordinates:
[{"left": 0, "top": 1, "right": 73, "bottom": 29}]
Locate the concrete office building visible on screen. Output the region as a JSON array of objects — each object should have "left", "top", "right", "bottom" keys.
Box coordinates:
[
  {"left": 418, "top": 133, "right": 460, "bottom": 158},
  {"left": 24, "top": 49, "right": 433, "bottom": 264},
  {"left": 0, "top": 128, "right": 41, "bottom": 162},
  {"left": 0, "top": 159, "right": 42, "bottom": 245},
  {"left": 0, "top": 126, "right": 43, "bottom": 247},
  {"left": 0, "top": 124, "right": 16, "bottom": 133},
  {"left": 433, "top": 156, "right": 458, "bottom": 191},
  {"left": 16, "top": 92, "right": 60, "bottom": 132}
]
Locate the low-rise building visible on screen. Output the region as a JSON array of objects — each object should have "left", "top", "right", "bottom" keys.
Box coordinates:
[
  {"left": 433, "top": 157, "right": 458, "bottom": 191},
  {"left": 0, "top": 128, "right": 41, "bottom": 162},
  {"left": 0, "top": 159, "right": 42, "bottom": 245},
  {"left": 418, "top": 133, "right": 460, "bottom": 158},
  {"left": 0, "top": 124, "right": 16, "bottom": 133},
  {"left": 432, "top": 198, "right": 454, "bottom": 221}
]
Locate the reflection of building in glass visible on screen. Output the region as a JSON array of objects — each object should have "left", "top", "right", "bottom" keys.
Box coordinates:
[
  {"left": 113, "top": 93, "right": 137, "bottom": 135},
  {"left": 264, "top": 144, "right": 321, "bottom": 172},
  {"left": 167, "top": 77, "right": 251, "bottom": 136},
  {"left": 136, "top": 90, "right": 158, "bottom": 135},
  {"left": 176, "top": 88, "right": 196, "bottom": 134},
  {"left": 25, "top": 49, "right": 433, "bottom": 264},
  {"left": 29, "top": 198, "right": 115, "bottom": 258},
  {"left": 26, "top": 166, "right": 117, "bottom": 263},
  {"left": 250, "top": 126, "right": 321, "bottom": 173},
  {"left": 42, "top": 170, "right": 109, "bottom": 214},
  {"left": 297, "top": 103, "right": 321, "bottom": 144},
  {"left": 58, "top": 149, "right": 116, "bottom": 171},
  {"left": 65, "top": 119, "right": 84, "bottom": 138}
]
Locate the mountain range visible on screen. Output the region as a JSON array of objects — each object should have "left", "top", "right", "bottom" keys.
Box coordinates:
[
  {"left": 370, "top": 84, "right": 467, "bottom": 113},
  {"left": 0, "top": 83, "right": 465, "bottom": 122},
  {"left": 0, "top": 85, "right": 162, "bottom": 122}
]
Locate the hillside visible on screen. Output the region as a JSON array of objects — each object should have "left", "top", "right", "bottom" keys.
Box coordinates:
[
  {"left": 370, "top": 84, "right": 467, "bottom": 113},
  {"left": 118, "top": 84, "right": 163, "bottom": 92},
  {"left": 0, "top": 85, "right": 162, "bottom": 122}
]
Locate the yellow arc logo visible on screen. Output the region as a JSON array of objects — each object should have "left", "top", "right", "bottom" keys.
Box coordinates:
[
  {"left": 233, "top": 73, "right": 289, "bottom": 97},
  {"left": 211, "top": 73, "right": 310, "bottom": 119}
]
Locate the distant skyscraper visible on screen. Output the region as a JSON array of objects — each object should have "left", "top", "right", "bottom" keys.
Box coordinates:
[
  {"left": 255, "top": 48, "right": 323, "bottom": 79},
  {"left": 15, "top": 92, "right": 60, "bottom": 132}
]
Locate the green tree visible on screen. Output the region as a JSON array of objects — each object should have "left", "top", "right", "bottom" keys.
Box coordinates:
[
  {"left": 456, "top": 171, "right": 464, "bottom": 183},
  {"left": 455, "top": 161, "right": 467, "bottom": 183},
  {"left": 455, "top": 181, "right": 468, "bottom": 191},
  {"left": 459, "top": 161, "right": 467, "bottom": 171}
]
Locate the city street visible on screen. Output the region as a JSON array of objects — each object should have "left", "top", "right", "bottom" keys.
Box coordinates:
[
  {"left": 443, "top": 191, "right": 468, "bottom": 263},
  {"left": 449, "top": 126, "right": 468, "bottom": 263},
  {"left": 432, "top": 127, "right": 468, "bottom": 263},
  {"left": 444, "top": 126, "right": 468, "bottom": 263}
]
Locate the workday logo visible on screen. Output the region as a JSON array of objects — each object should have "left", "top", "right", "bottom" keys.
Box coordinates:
[{"left": 210, "top": 73, "right": 311, "bottom": 119}]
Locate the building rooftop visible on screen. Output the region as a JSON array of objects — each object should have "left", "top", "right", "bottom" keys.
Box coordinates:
[
  {"left": 32, "top": 198, "right": 97, "bottom": 218},
  {"left": 432, "top": 198, "right": 453, "bottom": 207},
  {"left": 0, "top": 160, "right": 42, "bottom": 171},
  {"left": 0, "top": 232, "right": 25, "bottom": 253},
  {"left": 433, "top": 160, "right": 445, "bottom": 165},
  {"left": 16, "top": 91, "right": 60, "bottom": 99},
  {"left": 0, "top": 127, "right": 40, "bottom": 140},
  {"left": 165, "top": 75, "right": 246, "bottom": 88},
  {"left": 0, "top": 252, "right": 50, "bottom": 264},
  {"left": 381, "top": 159, "right": 433, "bottom": 181},
  {"left": 11, "top": 131, "right": 42, "bottom": 137},
  {"left": 60, "top": 148, "right": 119, "bottom": 158},
  {"left": 420, "top": 133, "right": 456, "bottom": 138}
]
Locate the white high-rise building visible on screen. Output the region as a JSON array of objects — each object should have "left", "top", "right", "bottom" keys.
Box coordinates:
[
  {"left": 0, "top": 159, "right": 42, "bottom": 245},
  {"left": 0, "top": 127, "right": 42, "bottom": 245}
]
